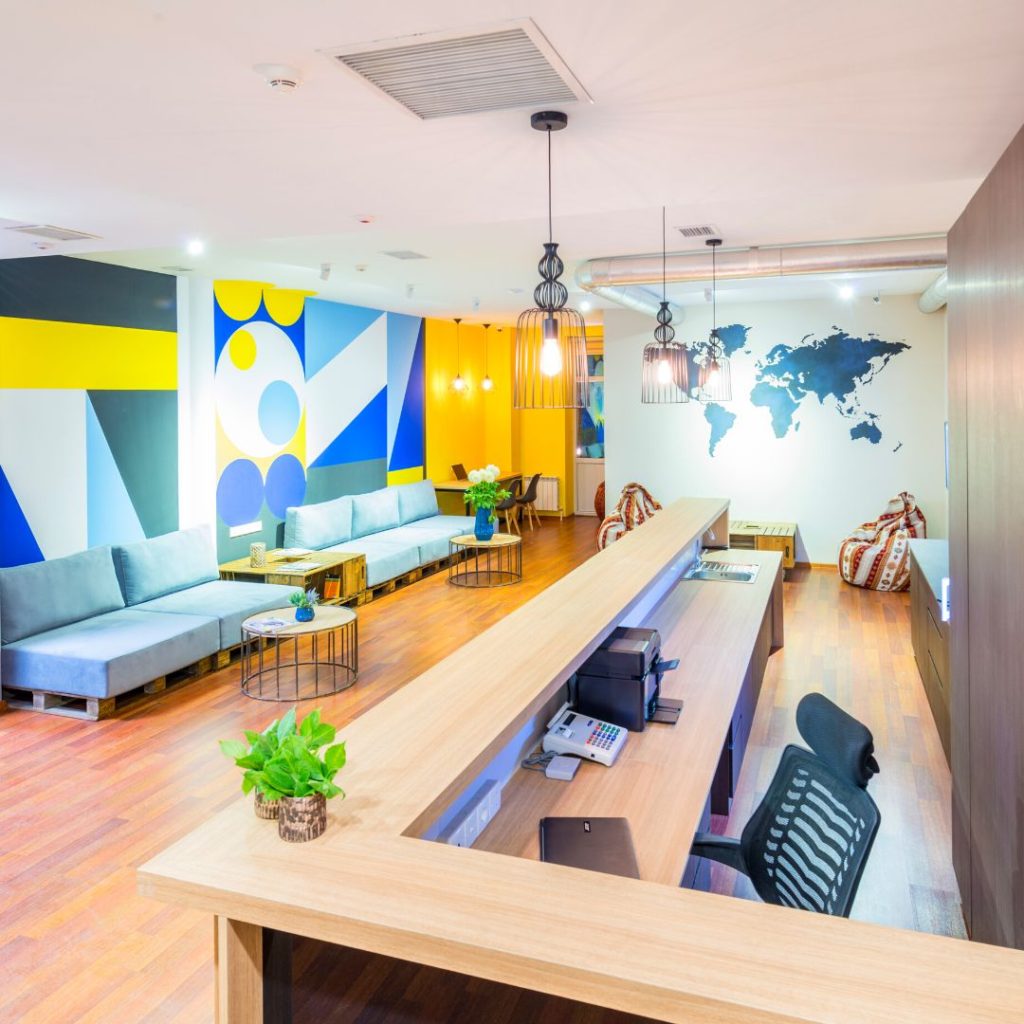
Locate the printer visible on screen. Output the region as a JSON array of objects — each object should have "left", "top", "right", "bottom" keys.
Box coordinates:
[{"left": 575, "top": 627, "right": 680, "bottom": 732}]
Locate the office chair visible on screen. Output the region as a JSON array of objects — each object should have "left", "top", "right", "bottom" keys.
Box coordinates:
[
  {"left": 494, "top": 478, "right": 522, "bottom": 535},
  {"left": 517, "top": 473, "right": 543, "bottom": 531},
  {"left": 690, "top": 693, "right": 881, "bottom": 918},
  {"left": 452, "top": 463, "right": 468, "bottom": 480}
]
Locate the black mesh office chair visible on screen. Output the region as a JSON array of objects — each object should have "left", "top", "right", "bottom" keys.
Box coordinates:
[
  {"left": 690, "top": 693, "right": 881, "bottom": 918},
  {"left": 517, "top": 473, "right": 542, "bottom": 531},
  {"left": 451, "top": 463, "right": 468, "bottom": 480},
  {"left": 494, "top": 478, "right": 522, "bottom": 534}
]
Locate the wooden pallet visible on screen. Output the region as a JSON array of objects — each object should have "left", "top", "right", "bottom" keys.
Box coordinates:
[
  {"left": 1, "top": 644, "right": 242, "bottom": 721},
  {"left": 353, "top": 551, "right": 464, "bottom": 607}
]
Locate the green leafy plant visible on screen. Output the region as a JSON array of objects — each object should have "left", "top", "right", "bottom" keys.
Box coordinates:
[
  {"left": 289, "top": 587, "right": 320, "bottom": 611},
  {"left": 463, "top": 464, "right": 510, "bottom": 524},
  {"left": 219, "top": 706, "right": 297, "bottom": 788}
]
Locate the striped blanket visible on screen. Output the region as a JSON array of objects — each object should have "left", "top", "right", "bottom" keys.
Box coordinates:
[{"left": 838, "top": 492, "right": 927, "bottom": 591}]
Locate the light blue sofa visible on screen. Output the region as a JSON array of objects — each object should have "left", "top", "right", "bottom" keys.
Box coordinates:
[
  {"left": 285, "top": 480, "right": 475, "bottom": 589},
  {"left": 0, "top": 526, "right": 299, "bottom": 707}
]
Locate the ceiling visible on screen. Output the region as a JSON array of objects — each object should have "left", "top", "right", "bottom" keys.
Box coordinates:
[{"left": 4, "top": 0, "right": 1024, "bottom": 318}]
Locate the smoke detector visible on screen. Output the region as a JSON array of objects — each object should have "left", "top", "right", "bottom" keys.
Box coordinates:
[{"left": 253, "top": 63, "right": 302, "bottom": 93}]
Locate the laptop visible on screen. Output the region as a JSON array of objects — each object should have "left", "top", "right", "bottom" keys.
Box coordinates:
[{"left": 539, "top": 817, "right": 640, "bottom": 879}]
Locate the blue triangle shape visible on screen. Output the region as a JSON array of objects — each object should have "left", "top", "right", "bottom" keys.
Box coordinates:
[
  {"left": 309, "top": 386, "right": 387, "bottom": 469},
  {"left": 87, "top": 397, "right": 146, "bottom": 547},
  {"left": 389, "top": 328, "right": 425, "bottom": 472},
  {"left": 305, "top": 300, "right": 384, "bottom": 380},
  {"left": 0, "top": 465, "right": 44, "bottom": 567}
]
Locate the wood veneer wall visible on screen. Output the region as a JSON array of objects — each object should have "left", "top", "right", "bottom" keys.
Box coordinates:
[{"left": 947, "top": 120, "right": 1024, "bottom": 949}]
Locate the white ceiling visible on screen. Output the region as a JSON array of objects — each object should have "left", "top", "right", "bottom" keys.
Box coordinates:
[{"left": 4, "top": 0, "right": 1024, "bottom": 318}]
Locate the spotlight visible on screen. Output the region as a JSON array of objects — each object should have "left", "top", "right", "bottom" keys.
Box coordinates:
[
  {"left": 839, "top": 285, "right": 854, "bottom": 301},
  {"left": 319, "top": 262, "right": 331, "bottom": 282},
  {"left": 186, "top": 239, "right": 205, "bottom": 257},
  {"left": 579, "top": 299, "right": 592, "bottom": 313}
]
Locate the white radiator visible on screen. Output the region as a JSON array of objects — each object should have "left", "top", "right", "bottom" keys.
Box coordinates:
[{"left": 536, "top": 475, "right": 560, "bottom": 512}]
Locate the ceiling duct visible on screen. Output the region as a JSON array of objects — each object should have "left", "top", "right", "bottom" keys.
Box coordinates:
[
  {"left": 576, "top": 235, "right": 948, "bottom": 316},
  {"left": 6, "top": 224, "right": 99, "bottom": 242},
  {"left": 918, "top": 270, "right": 948, "bottom": 312}
]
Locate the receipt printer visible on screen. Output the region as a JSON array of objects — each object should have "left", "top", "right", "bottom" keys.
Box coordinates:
[{"left": 575, "top": 627, "right": 680, "bottom": 732}]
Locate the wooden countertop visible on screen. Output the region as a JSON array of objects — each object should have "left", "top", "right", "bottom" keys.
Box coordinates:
[
  {"left": 138, "top": 497, "right": 1024, "bottom": 1024},
  {"left": 909, "top": 538, "right": 949, "bottom": 600}
]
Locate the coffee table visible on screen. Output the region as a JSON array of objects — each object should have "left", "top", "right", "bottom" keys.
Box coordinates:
[
  {"left": 219, "top": 549, "right": 366, "bottom": 604},
  {"left": 240, "top": 605, "right": 358, "bottom": 702},
  {"left": 447, "top": 533, "right": 522, "bottom": 588}
]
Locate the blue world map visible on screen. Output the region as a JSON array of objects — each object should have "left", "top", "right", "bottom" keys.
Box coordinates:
[{"left": 696, "top": 325, "right": 910, "bottom": 456}]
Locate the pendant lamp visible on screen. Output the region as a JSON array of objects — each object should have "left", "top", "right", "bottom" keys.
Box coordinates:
[
  {"left": 451, "top": 317, "right": 467, "bottom": 392},
  {"left": 513, "top": 111, "right": 589, "bottom": 409},
  {"left": 480, "top": 323, "right": 494, "bottom": 392},
  {"left": 696, "top": 238, "right": 732, "bottom": 402},
  {"left": 641, "top": 207, "right": 689, "bottom": 404}
]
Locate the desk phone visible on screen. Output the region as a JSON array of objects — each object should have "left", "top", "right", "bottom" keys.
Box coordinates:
[{"left": 542, "top": 703, "right": 627, "bottom": 767}]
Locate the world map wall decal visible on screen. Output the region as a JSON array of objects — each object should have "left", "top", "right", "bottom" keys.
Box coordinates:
[{"left": 691, "top": 324, "right": 911, "bottom": 456}]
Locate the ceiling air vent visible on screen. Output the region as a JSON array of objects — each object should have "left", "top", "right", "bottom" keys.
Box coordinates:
[
  {"left": 322, "top": 19, "right": 590, "bottom": 120},
  {"left": 677, "top": 224, "right": 721, "bottom": 240},
  {"left": 6, "top": 224, "right": 100, "bottom": 242},
  {"left": 381, "top": 250, "right": 429, "bottom": 260}
]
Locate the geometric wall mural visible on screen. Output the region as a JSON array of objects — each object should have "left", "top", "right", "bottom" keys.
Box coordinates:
[
  {"left": 213, "top": 280, "right": 425, "bottom": 560},
  {"left": 0, "top": 256, "right": 178, "bottom": 567}
]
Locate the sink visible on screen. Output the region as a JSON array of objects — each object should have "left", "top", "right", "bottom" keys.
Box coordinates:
[{"left": 684, "top": 561, "right": 759, "bottom": 584}]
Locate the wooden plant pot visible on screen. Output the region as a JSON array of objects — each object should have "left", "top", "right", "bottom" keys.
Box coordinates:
[
  {"left": 278, "top": 793, "right": 327, "bottom": 842},
  {"left": 254, "top": 791, "right": 280, "bottom": 820}
]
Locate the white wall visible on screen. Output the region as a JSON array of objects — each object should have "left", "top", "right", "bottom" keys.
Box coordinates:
[{"left": 605, "top": 294, "right": 947, "bottom": 563}]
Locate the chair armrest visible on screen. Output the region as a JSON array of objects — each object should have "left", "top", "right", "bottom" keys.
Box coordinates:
[{"left": 690, "top": 833, "right": 746, "bottom": 874}]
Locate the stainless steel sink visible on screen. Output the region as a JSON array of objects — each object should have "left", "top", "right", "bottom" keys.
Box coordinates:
[{"left": 684, "top": 560, "right": 759, "bottom": 584}]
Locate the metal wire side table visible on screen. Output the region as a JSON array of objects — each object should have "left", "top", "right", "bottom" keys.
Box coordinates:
[
  {"left": 447, "top": 533, "right": 523, "bottom": 588},
  {"left": 240, "top": 605, "right": 358, "bottom": 702}
]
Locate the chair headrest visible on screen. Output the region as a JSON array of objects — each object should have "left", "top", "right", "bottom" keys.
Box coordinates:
[{"left": 796, "top": 693, "right": 879, "bottom": 788}]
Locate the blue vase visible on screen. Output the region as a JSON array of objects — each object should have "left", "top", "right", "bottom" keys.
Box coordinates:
[
  {"left": 474, "top": 507, "right": 495, "bottom": 541},
  {"left": 295, "top": 605, "right": 315, "bottom": 623}
]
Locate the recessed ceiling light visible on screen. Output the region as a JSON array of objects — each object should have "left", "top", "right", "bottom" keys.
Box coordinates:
[
  {"left": 839, "top": 285, "right": 855, "bottom": 301},
  {"left": 186, "top": 239, "right": 205, "bottom": 257},
  {"left": 579, "top": 299, "right": 592, "bottom": 312}
]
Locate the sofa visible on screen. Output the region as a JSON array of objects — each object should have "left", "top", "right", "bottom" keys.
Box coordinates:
[
  {"left": 284, "top": 480, "right": 475, "bottom": 589},
  {"left": 0, "top": 526, "right": 299, "bottom": 708}
]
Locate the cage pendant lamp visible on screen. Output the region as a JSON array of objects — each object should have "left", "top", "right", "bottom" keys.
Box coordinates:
[
  {"left": 696, "top": 238, "right": 732, "bottom": 402},
  {"left": 513, "top": 111, "right": 588, "bottom": 410},
  {"left": 641, "top": 207, "right": 689, "bottom": 404},
  {"left": 480, "top": 323, "right": 494, "bottom": 391},
  {"left": 451, "top": 317, "right": 467, "bottom": 392}
]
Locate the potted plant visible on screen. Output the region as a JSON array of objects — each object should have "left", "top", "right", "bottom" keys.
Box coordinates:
[
  {"left": 463, "top": 464, "right": 510, "bottom": 541},
  {"left": 219, "top": 707, "right": 299, "bottom": 818},
  {"left": 289, "top": 587, "right": 320, "bottom": 622}
]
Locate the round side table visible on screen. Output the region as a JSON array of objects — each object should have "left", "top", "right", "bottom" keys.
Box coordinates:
[
  {"left": 448, "top": 533, "right": 523, "bottom": 588},
  {"left": 240, "top": 605, "right": 358, "bottom": 701}
]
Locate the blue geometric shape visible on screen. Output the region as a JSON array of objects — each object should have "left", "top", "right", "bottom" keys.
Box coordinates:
[
  {"left": 389, "top": 327, "right": 425, "bottom": 472},
  {"left": 265, "top": 454, "right": 307, "bottom": 519},
  {"left": 309, "top": 386, "right": 387, "bottom": 469},
  {"left": 0, "top": 464, "right": 44, "bottom": 567},
  {"left": 217, "top": 459, "right": 265, "bottom": 526},
  {"left": 258, "top": 379, "right": 302, "bottom": 445},
  {"left": 305, "top": 299, "right": 384, "bottom": 380},
  {"left": 387, "top": 313, "right": 423, "bottom": 460},
  {"left": 213, "top": 293, "right": 304, "bottom": 366},
  {"left": 86, "top": 396, "right": 145, "bottom": 548}
]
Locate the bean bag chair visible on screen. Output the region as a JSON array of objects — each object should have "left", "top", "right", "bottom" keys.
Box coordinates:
[
  {"left": 598, "top": 483, "right": 661, "bottom": 550},
  {"left": 594, "top": 481, "right": 606, "bottom": 521},
  {"left": 838, "top": 492, "right": 926, "bottom": 591}
]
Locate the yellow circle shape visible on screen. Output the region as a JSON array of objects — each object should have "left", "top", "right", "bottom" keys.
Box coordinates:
[
  {"left": 264, "top": 288, "right": 316, "bottom": 327},
  {"left": 229, "top": 329, "right": 257, "bottom": 370},
  {"left": 214, "top": 280, "right": 272, "bottom": 322}
]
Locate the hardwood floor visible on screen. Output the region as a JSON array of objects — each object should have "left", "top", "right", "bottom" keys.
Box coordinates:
[{"left": 0, "top": 526, "right": 964, "bottom": 1023}]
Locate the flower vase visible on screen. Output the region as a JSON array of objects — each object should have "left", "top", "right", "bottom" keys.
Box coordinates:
[
  {"left": 474, "top": 507, "right": 495, "bottom": 542},
  {"left": 295, "top": 605, "right": 315, "bottom": 623},
  {"left": 278, "top": 793, "right": 327, "bottom": 842},
  {"left": 254, "top": 790, "right": 280, "bottom": 820}
]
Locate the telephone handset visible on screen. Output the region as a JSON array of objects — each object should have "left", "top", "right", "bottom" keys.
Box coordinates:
[{"left": 542, "top": 703, "right": 628, "bottom": 767}]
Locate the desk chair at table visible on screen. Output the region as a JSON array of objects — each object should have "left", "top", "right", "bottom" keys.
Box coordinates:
[{"left": 517, "top": 473, "right": 542, "bottom": 531}]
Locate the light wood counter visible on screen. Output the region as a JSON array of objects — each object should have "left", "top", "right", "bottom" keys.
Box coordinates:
[{"left": 138, "top": 497, "right": 1024, "bottom": 1024}]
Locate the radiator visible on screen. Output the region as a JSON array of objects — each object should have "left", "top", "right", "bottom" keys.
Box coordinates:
[{"left": 536, "top": 475, "right": 560, "bottom": 512}]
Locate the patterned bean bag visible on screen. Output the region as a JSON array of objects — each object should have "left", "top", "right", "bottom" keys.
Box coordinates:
[
  {"left": 598, "top": 483, "right": 662, "bottom": 550},
  {"left": 838, "top": 492, "right": 927, "bottom": 591}
]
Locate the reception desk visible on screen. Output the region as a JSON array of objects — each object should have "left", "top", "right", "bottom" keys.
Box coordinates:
[{"left": 138, "top": 497, "right": 1024, "bottom": 1023}]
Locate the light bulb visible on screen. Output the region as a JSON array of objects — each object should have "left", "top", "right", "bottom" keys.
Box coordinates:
[
  {"left": 540, "top": 337, "right": 562, "bottom": 377},
  {"left": 481, "top": 375, "right": 493, "bottom": 392},
  {"left": 704, "top": 362, "right": 720, "bottom": 391},
  {"left": 452, "top": 374, "right": 466, "bottom": 392},
  {"left": 656, "top": 358, "right": 673, "bottom": 385}
]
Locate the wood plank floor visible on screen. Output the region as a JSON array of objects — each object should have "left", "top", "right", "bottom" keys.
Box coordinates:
[{"left": 0, "top": 524, "right": 964, "bottom": 1023}]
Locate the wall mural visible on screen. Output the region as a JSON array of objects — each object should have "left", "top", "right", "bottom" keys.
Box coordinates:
[
  {"left": 213, "top": 281, "right": 425, "bottom": 559},
  {"left": 0, "top": 256, "right": 178, "bottom": 568},
  {"left": 687, "top": 324, "right": 911, "bottom": 457}
]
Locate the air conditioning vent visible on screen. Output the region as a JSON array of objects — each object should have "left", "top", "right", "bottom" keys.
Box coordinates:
[
  {"left": 323, "top": 19, "right": 590, "bottom": 120},
  {"left": 677, "top": 224, "right": 721, "bottom": 240},
  {"left": 381, "top": 250, "right": 428, "bottom": 260},
  {"left": 6, "top": 224, "right": 100, "bottom": 242}
]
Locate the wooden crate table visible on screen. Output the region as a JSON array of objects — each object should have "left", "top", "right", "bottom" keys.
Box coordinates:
[
  {"left": 728, "top": 520, "right": 797, "bottom": 569},
  {"left": 219, "top": 549, "right": 366, "bottom": 604}
]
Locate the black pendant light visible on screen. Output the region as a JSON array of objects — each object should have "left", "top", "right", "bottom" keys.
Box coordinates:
[
  {"left": 513, "top": 111, "right": 588, "bottom": 409},
  {"left": 451, "top": 317, "right": 467, "bottom": 392},
  {"left": 480, "top": 323, "right": 494, "bottom": 392},
  {"left": 696, "top": 238, "right": 732, "bottom": 402},
  {"left": 641, "top": 207, "right": 689, "bottom": 404}
]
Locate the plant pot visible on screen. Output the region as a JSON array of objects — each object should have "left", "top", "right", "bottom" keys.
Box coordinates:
[
  {"left": 254, "top": 790, "right": 280, "bottom": 820},
  {"left": 278, "top": 793, "right": 327, "bottom": 842},
  {"left": 474, "top": 506, "right": 495, "bottom": 542},
  {"left": 294, "top": 605, "right": 315, "bottom": 623}
]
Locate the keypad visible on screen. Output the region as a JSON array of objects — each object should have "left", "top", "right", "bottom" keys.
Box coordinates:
[{"left": 585, "top": 723, "right": 619, "bottom": 750}]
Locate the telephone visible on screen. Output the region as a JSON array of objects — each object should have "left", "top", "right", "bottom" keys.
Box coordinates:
[{"left": 542, "top": 703, "right": 628, "bottom": 767}]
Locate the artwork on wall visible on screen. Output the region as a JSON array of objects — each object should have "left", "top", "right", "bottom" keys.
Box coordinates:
[
  {"left": 0, "top": 256, "right": 178, "bottom": 567},
  {"left": 213, "top": 281, "right": 425, "bottom": 559}
]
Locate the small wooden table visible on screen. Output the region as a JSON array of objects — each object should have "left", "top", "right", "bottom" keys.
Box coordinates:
[
  {"left": 447, "top": 533, "right": 522, "bottom": 588},
  {"left": 434, "top": 472, "right": 522, "bottom": 516},
  {"left": 240, "top": 605, "right": 358, "bottom": 702},
  {"left": 728, "top": 520, "right": 797, "bottom": 569},
  {"left": 219, "top": 549, "right": 366, "bottom": 604}
]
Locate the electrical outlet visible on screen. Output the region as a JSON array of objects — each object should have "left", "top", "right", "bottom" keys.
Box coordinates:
[{"left": 436, "top": 780, "right": 501, "bottom": 849}]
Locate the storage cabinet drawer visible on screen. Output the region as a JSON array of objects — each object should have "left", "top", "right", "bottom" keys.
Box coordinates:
[
  {"left": 757, "top": 534, "right": 795, "bottom": 569},
  {"left": 926, "top": 604, "right": 949, "bottom": 691}
]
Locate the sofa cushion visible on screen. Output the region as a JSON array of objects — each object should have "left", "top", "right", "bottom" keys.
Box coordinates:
[
  {"left": 115, "top": 526, "right": 219, "bottom": 605},
  {"left": 396, "top": 480, "right": 439, "bottom": 525},
  {"left": 133, "top": 580, "right": 302, "bottom": 650},
  {"left": 324, "top": 538, "right": 420, "bottom": 588},
  {"left": 395, "top": 514, "right": 476, "bottom": 535},
  {"left": 284, "top": 495, "right": 353, "bottom": 550},
  {"left": 0, "top": 546, "right": 125, "bottom": 645},
  {"left": 351, "top": 487, "right": 401, "bottom": 539},
  {"left": 0, "top": 608, "right": 219, "bottom": 699}
]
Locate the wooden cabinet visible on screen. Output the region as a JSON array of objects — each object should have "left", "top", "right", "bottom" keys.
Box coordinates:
[
  {"left": 730, "top": 520, "right": 797, "bottom": 569},
  {"left": 909, "top": 542, "right": 950, "bottom": 764}
]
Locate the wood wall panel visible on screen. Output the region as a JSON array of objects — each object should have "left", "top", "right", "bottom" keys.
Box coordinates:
[{"left": 947, "top": 120, "right": 1024, "bottom": 949}]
